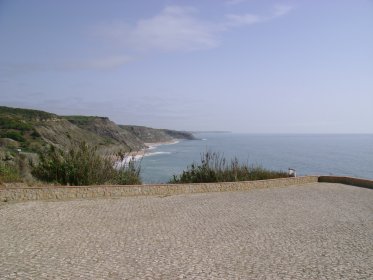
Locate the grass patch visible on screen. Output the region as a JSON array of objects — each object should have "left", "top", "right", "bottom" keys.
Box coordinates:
[
  {"left": 169, "top": 151, "right": 289, "bottom": 184},
  {"left": 0, "top": 162, "right": 21, "bottom": 183}
]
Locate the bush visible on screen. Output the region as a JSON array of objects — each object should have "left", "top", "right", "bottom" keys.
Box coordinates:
[
  {"left": 112, "top": 159, "right": 141, "bottom": 185},
  {"left": 2, "top": 131, "right": 25, "bottom": 142},
  {"left": 0, "top": 162, "right": 21, "bottom": 183},
  {"left": 169, "top": 151, "right": 288, "bottom": 184},
  {"left": 32, "top": 142, "right": 141, "bottom": 185}
]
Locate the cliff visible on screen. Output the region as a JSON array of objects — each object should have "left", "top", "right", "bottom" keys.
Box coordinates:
[
  {"left": 120, "top": 125, "right": 196, "bottom": 144},
  {"left": 0, "top": 106, "right": 196, "bottom": 155}
]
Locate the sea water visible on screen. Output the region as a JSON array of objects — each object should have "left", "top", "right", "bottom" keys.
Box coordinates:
[{"left": 139, "top": 133, "right": 373, "bottom": 184}]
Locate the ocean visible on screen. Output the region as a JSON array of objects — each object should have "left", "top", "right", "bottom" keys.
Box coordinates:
[{"left": 139, "top": 133, "right": 373, "bottom": 184}]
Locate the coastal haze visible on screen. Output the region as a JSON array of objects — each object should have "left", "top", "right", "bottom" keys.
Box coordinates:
[{"left": 1, "top": 0, "right": 373, "bottom": 133}]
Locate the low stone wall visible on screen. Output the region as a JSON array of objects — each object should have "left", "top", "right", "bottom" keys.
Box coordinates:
[
  {"left": 0, "top": 176, "right": 319, "bottom": 203},
  {"left": 318, "top": 176, "right": 373, "bottom": 189}
]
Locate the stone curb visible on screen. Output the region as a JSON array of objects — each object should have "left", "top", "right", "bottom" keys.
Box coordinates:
[
  {"left": 318, "top": 176, "right": 373, "bottom": 190},
  {"left": 1, "top": 176, "right": 319, "bottom": 203}
]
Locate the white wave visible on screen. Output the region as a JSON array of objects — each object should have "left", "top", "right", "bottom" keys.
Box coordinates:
[
  {"left": 145, "top": 151, "right": 171, "bottom": 157},
  {"left": 145, "top": 140, "right": 180, "bottom": 150}
]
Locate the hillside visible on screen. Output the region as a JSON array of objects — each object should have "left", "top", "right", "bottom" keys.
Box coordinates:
[
  {"left": 0, "top": 106, "right": 55, "bottom": 153},
  {"left": 62, "top": 116, "right": 146, "bottom": 152},
  {"left": 0, "top": 106, "right": 196, "bottom": 155},
  {"left": 120, "top": 125, "right": 196, "bottom": 144}
]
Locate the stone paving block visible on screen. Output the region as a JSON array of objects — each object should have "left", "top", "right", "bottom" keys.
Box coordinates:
[{"left": 0, "top": 183, "right": 372, "bottom": 279}]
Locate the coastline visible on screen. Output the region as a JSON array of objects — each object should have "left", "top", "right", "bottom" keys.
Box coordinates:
[{"left": 119, "top": 140, "right": 180, "bottom": 165}]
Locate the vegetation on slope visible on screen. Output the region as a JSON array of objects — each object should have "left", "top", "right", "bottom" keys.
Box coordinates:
[
  {"left": 0, "top": 106, "right": 56, "bottom": 121},
  {"left": 0, "top": 106, "right": 47, "bottom": 153},
  {"left": 170, "top": 151, "right": 289, "bottom": 184},
  {"left": 32, "top": 142, "right": 141, "bottom": 185}
]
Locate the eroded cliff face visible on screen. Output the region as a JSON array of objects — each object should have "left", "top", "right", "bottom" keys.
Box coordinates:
[
  {"left": 62, "top": 116, "right": 145, "bottom": 153},
  {"left": 0, "top": 106, "right": 195, "bottom": 155}
]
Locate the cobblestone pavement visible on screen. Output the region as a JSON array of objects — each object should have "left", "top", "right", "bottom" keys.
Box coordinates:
[{"left": 1, "top": 183, "right": 372, "bottom": 279}]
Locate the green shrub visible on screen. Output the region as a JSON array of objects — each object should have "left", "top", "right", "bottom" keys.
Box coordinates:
[
  {"left": 170, "top": 151, "right": 288, "bottom": 184},
  {"left": 32, "top": 142, "right": 141, "bottom": 185},
  {"left": 2, "top": 131, "right": 25, "bottom": 142},
  {"left": 0, "top": 162, "right": 21, "bottom": 183},
  {"left": 111, "top": 158, "right": 142, "bottom": 185}
]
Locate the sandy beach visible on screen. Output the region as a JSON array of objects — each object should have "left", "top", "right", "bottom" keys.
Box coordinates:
[{"left": 118, "top": 140, "right": 180, "bottom": 166}]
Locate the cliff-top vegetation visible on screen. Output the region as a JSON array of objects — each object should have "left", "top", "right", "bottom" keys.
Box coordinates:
[{"left": 170, "top": 151, "right": 289, "bottom": 184}]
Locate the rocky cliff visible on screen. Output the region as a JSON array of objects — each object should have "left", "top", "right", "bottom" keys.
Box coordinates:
[{"left": 0, "top": 106, "right": 196, "bottom": 155}]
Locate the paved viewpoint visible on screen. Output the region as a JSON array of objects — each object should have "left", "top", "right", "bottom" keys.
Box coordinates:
[{"left": 1, "top": 183, "right": 372, "bottom": 279}]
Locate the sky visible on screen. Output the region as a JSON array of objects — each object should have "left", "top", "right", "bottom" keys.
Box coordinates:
[{"left": 0, "top": 0, "right": 372, "bottom": 133}]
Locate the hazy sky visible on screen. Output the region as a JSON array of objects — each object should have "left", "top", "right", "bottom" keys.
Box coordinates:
[{"left": 1, "top": 0, "right": 372, "bottom": 133}]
